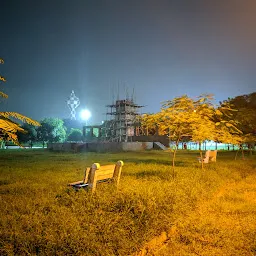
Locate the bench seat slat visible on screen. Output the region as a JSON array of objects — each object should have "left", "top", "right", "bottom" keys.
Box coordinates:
[
  {"left": 69, "top": 180, "right": 84, "bottom": 186},
  {"left": 96, "top": 173, "right": 114, "bottom": 181}
]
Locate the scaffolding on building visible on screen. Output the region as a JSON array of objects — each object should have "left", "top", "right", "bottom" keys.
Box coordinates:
[{"left": 103, "top": 99, "right": 144, "bottom": 142}]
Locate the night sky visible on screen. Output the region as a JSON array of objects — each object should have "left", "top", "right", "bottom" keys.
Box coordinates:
[{"left": 1, "top": 0, "right": 256, "bottom": 124}]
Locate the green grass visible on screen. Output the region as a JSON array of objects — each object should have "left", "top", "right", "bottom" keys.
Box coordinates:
[{"left": 0, "top": 149, "right": 255, "bottom": 255}]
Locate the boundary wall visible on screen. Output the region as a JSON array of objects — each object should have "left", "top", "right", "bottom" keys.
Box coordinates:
[{"left": 47, "top": 142, "right": 153, "bottom": 152}]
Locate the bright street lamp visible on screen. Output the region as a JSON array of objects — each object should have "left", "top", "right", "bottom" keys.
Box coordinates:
[{"left": 80, "top": 109, "right": 91, "bottom": 125}]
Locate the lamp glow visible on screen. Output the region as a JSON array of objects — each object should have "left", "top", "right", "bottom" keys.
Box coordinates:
[{"left": 80, "top": 109, "right": 91, "bottom": 121}]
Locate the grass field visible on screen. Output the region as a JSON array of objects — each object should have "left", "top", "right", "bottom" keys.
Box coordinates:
[{"left": 0, "top": 149, "right": 255, "bottom": 255}]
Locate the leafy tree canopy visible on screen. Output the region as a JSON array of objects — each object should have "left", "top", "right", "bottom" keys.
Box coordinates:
[
  {"left": 17, "top": 123, "right": 37, "bottom": 145},
  {"left": 37, "top": 118, "right": 66, "bottom": 144},
  {"left": 221, "top": 92, "right": 256, "bottom": 144},
  {"left": 143, "top": 94, "right": 241, "bottom": 144},
  {"left": 67, "top": 128, "right": 83, "bottom": 142},
  {"left": 0, "top": 58, "right": 40, "bottom": 145}
]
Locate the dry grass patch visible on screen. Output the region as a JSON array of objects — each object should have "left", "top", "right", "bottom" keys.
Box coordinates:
[
  {"left": 155, "top": 164, "right": 256, "bottom": 256},
  {"left": 0, "top": 149, "right": 255, "bottom": 255}
]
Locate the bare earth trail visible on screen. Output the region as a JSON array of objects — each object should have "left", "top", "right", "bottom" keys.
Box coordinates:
[{"left": 143, "top": 170, "right": 256, "bottom": 256}]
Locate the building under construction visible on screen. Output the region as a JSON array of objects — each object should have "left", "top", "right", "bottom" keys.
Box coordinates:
[
  {"left": 103, "top": 99, "right": 144, "bottom": 142},
  {"left": 83, "top": 97, "right": 169, "bottom": 147}
]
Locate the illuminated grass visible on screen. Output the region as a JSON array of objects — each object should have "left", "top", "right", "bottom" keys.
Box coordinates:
[{"left": 0, "top": 149, "right": 255, "bottom": 255}]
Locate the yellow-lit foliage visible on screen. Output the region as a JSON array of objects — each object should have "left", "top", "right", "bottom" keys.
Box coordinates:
[
  {"left": 219, "top": 94, "right": 256, "bottom": 146},
  {"left": 0, "top": 58, "right": 40, "bottom": 145},
  {"left": 142, "top": 94, "right": 242, "bottom": 169}
]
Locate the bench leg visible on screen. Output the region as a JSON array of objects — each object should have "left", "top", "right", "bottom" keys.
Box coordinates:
[
  {"left": 88, "top": 163, "right": 100, "bottom": 193},
  {"left": 113, "top": 160, "right": 124, "bottom": 187}
]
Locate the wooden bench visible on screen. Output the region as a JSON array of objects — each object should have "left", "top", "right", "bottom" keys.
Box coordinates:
[
  {"left": 68, "top": 160, "right": 124, "bottom": 193},
  {"left": 198, "top": 150, "right": 217, "bottom": 163}
]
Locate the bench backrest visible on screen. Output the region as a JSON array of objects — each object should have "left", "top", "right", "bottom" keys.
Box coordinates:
[
  {"left": 205, "top": 150, "right": 217, "bottom": 162},
  {"left": 86, "top": 160, "right": 124, "bottom": 192}
]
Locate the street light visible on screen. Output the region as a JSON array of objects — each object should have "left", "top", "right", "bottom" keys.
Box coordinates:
[
  {"left": 80, "top": 109, "right": 92, "bottom": 140},
  {"left": 80, "top": 109, "right": 91, "bottom": 126}
]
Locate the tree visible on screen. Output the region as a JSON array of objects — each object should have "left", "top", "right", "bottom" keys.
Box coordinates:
[
  {"left": 221, "top": 92, "right": 256, "bottom": 152},
  {"left": 17, "top": 123, "right": 38, "bottom": 148},
  {"left": 37, "top": 118, "right": 66, "bottom": 147},
  {"left": 0, "top": 58, "right": 40, "bottom": 146},
  {"left": 63, "top": 118, "right": 83, "bottom": 134},
  {"left": 190, "top": 96, "right": 241, "bottom": 167},
  {"left": 142, "top": 94, "right": 241, "bottom": 170},
  {"left": 67, "top": 128, "right": 83, "bottom": 142}
]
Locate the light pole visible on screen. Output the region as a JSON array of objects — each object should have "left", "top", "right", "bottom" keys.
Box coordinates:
[
  {"left": 80, "top": 109, "right": 91, "bottom": 126},
  {"left": 80, "top": 109, "right": 92, "bottom": 140}
]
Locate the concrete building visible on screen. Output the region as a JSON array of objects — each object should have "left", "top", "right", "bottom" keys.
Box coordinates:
[
  {"left": 103, "top": 99, "right": 143, "bottom": 142},
  {"left": 82, "top": 98, "right": 169, "bottom": 148}
]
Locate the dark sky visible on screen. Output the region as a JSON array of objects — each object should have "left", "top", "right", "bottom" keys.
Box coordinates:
[{"left": 1, "top": 0, "right": 256, "bottom": 124}]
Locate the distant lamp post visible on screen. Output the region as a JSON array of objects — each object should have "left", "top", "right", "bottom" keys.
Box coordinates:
[
  {"left": 80, "top": 109, "right": 91, "bottom": 126},
  {"left": 80, "top": 109, "right": 91, "bottom": 140}
]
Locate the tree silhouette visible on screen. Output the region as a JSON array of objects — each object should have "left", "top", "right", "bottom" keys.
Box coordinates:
[{"left": 0, "top": 58, "right": 40, "bottom": 146}]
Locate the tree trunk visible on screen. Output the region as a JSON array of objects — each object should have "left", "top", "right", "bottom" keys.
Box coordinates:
[
  {"left": 235, "top": 149, "right": 239, "bottom": 160},
  {"left": 0, "top": 141, "right": 4, "bottom": 149},
  {"left": 172, "top": 148, "right": 177, "bottom": 178},
  {"left": 172, "top": 149, "right": 176, "bottom": 169},
  {"left": 200, "top": 150, "right": 204, "bottom": 169},
  {"left": 171, "top": 137, "right": 180, "bottom": 178},
  {"left": 249, "top": 144, "right": 253, "bottom": 156},
  {"left": 241, "top": 147, "right": 245, "bottom": 160}
]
